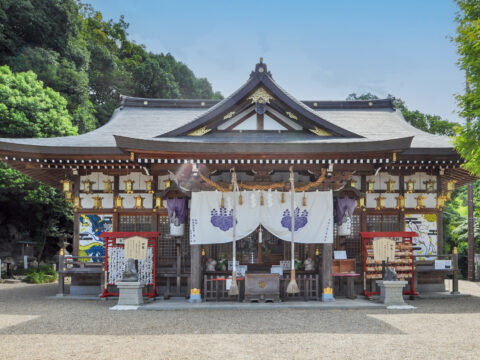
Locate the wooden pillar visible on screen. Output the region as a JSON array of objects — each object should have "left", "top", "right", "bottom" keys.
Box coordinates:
[
  {"left": 437, "top": 175, "right": 443, "bottom": 255},
  {"left": 73, "top": 175, "right": 80, "bottom": 256},
  {"left": 399, "top": 174, "right": 406, "bottom": 231},
  {"left": 57, "top": 250, "right": 65, "bottom": 296},
  {"left": 190, "top": 244, "right": 202, "bottom": 301},
  {"left": 322, "top": 243, "right": 334, "bottom": 301},
  {"left": 468, "top": 183, "right": 475, "bottom": 281},
  {"left": 113, "top": 175, "right": 120, "bottom": 231}
]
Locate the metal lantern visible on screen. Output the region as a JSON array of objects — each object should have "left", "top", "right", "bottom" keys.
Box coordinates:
[
  {"left": 406, "top": 179, "right": 415, "bottom": 193},
  {"left": 375, "top": 195, "right": 386, "bottom": 210},
  {"left": 145, "top": 180, "right": 154, "bottom": 194},
  {"left": 395, "top": 195, "right": 405, "bottom": 211},
  {"left": 60, "top": 179, "right": 73, "bottom": 193},
  {"left": 103, "top": 179, "right": 113, "bottom": 193},
  {"left": 366, "top": 180, "right": 375, "bottom": 193},
  {"left": 357, "top": 197, "right": 366, "bottom": 212},
  {"left": 424, "top": 180, "right": 435, "bottom": 193},
  {"left": 436, "top": 194, "right": 447, "bottom": 210},
  {"left": 93, "top": 196, "right": 103, "bottom": 209},
  {"left": 385, "top": 179, "right": 395, "bottom": 193},
  {"left": 415, "top": 195, "right": 426, "bottom": 210},
  {"left": 164, "top": 179, "right": 171, "bottom": 189},
  {"left": 114, "top": 196, "right": 124, "bottom": 211},
  {"left": 153, "top": 196, "right": 163, "bottom": 212},
  {"left": 134, "top": 196, "right": 144, "bottom": 209},
  {"left": 64, "top": 191, "right": 73, "bottom": 202},
  {"left": 82, "top": 180, "right": 94, "bottom": 194},
  {"left": 73, "top": 196, "right": 82, "bottom": 211},
  {"left": 124, "top": 179, "right": 135, "bottom": 194},
  {"left": 447, "top": 180, "right": 457, "bottom": 192},
  {"left": 349, "top": 178, "right": 357, "bottom": 188}
]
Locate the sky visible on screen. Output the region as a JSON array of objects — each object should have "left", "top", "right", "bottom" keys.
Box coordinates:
[{"left": 88, "top": 0, "right": 465, "bottom": 123}]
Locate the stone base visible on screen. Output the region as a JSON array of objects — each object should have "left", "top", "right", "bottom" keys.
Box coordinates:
[
  {"left": 376, "top": 280, "right": 408, "bottom": 306},
  {"left": 322, "top": 293, "right": 335, "bottom": 302},
  {"left": 189, "top": 294, "right": 202, "bottom": 303},
  {"left": 117, "top": 281, "right": 144, "bottom": 306},
  {"left": 70, "top": 285, "right": 100, "bottom": 296}
]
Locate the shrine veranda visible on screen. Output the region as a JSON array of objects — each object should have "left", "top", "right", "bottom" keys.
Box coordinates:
[{"left": 0, "top": 60, "right": 474, "bottom": 301}]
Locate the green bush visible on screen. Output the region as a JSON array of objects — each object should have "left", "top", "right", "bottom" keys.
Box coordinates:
[{"left": 22, "top": 264, "right": 58, "bottom": 284}]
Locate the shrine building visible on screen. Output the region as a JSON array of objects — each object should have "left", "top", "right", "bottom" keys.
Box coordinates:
[{"left": 0, "top": 60, "right": 474, "bottom": 301}]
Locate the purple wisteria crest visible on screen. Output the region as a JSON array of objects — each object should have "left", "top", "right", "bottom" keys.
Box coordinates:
[
  {"left": 281, "top": 207, "right": 308, "bottom": 231},
  {"left": 210, "top": 207, "right": 237, "bottom": 231}
]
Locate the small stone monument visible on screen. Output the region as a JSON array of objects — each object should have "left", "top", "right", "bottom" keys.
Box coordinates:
[{"left": 117, "top": 236, "right": 148, "bottom": 307}]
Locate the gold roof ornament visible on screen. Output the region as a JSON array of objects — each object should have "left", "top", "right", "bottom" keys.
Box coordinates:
[
  {"left": 248, "top": 87, "right": 275, "bottom": 104},
  {"left": 188, "top": 126, "right": 211, "bottom": 136},
  {"left": 286, "top": 111, "right": 298, "bottom": 120},
  {"left": 223, "top": 111, "right": 235, "bottom": 120},
  {"left": 309, "top": 126, "right": 332, "bottom": 137}
]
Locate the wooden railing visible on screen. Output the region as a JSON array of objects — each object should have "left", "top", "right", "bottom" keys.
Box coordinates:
[
  {"left": 413, "top": 253, "right": 459, "bottom": 294},
  {"left": 57, "top": 253, "right": 104, "bottom": 296}
]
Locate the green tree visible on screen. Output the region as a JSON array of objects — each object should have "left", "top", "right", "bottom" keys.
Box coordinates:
[
  {"left": 453, "top": 0, "right": 480, "bottom": 176},
  {"left": 0, "top": 66, "right": 77, "bottom": 137}
]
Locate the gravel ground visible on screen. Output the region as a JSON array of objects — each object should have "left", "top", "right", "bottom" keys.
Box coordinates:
[{"left": 1, "top": 281, "right": 480, "bottom": 360}]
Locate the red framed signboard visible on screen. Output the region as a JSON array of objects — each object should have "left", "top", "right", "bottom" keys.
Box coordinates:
[
  {"left": 99, "top": 232, "right": 159, "bottom": 298},
  {"left": 360, "top": 231, "right": 418, "bottom": 298}
]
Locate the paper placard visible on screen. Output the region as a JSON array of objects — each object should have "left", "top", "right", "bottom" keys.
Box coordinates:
[
  {"left": 280, "top": 260, "right": 291, "bottom": 270},
  {"left": 334, "top": 251, "right": 347, "bottom": 260},
  {"left": 237, "top": 265, "right": 247, "bottom": 277},
  {"left": 373, "top": 237, "right": 396, "bottom": 262},
  {"left": 228, "top": 261, "right": 240, "bottom": 271},
  {"left": 435, "top": 260, "right": 452, "bottom": 270},
  {"left": 124, "top": 236, "right": 148, "bottom": 260},
  {"left": 226, "top": 278, "right": 232, "bottom": 290},
  {"left": 271, "top": 265, "right": 283, "bottom": 276}
]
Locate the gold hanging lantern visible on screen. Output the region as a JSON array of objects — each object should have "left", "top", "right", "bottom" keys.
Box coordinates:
[
  {"left": 73, "top": 196, "right": 82, "bottom": 211},
  {"left": 395, "top": 195, "right": 405, "bottom": 211},
  {"left": 103, "top": 179, "right": 113, "bottom": 193},
  {"left": 124, "top": 179, "right": 135, "bottom": 194},
  {"left": 315, "top": 248, "right": 320, "bottom": 256},
  {"left": 357, "top": 197, "right": 366, "bottom": 212},
  {"left": 93, "top": 196, "right": 103, "bottom": 209},
  {"left": 64, "top": 191, "right": 73, "bottom": 202},
  {"left": 415, "top": 195, "right": 426, "bottom": 210},
  {"left": 202, "top": 248, "right": 206, "bottom": 256},
  {"left": 349, "top": 178, "right": 357, "bottom": 188},
  {"left": 375, "top": 195, "right": 386, "bottom": 210},
  {"left": 60, "top": 179, "right": 73, "bottom": 193},
  {"left": 153, "top": 196, "right": 163, "bottom": 212},
  {"left": 134, "top": 195, "right": 144, "bottom": 209},
  {"left": 436, "top": 194, "right": 447, "bottom": 210},
  {"left": 82, "top": 180, "right": 94, "bottom": 194},
  {"left": 447, "top": 180, "right": 457, "bottom": 192},
  {"left": 145, "top": 179, "right": 154, "bottom": 194},
  {"left": 406, "top": 179, "right": 415, "bottom": 193},
  {"left": 164, "top": 179, "right": 171, "bottom": 189},
  {"left": 366, "top": 180, "right": 375, "bottom": 193},
  {"left": 385, "top": 179, "right": 395, "bottom": 193},
  {"left": 114, "top": 196, "right": 124, "bottom": 211},
  {"left": 424, "top": 180, "right": 435, "bottom": 193}
]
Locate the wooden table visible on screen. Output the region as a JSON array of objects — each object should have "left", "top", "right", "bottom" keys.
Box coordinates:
[{"left": 333, "top": 273, "right": 360, "bottom": 299}]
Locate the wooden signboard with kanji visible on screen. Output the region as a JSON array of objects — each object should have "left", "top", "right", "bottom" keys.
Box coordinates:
[
  {"left": 373, "top": 237, "right": 396, "bottom": 262},
  {"left": 124, "top": 236, "right": 148, "bottom": 260}
]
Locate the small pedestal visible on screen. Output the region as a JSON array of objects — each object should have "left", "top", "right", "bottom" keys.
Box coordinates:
[
  {"left": 376, "top": 280, "right": 407, "bottom": 306},
  {"left": 117, "top": 281, "right": 144, "bottom": 306}
]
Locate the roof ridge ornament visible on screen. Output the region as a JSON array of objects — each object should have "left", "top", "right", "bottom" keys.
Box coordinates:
[
  {"left": 251, "top": 58, "right": 272, "bottom": 78},
  {"left": 248, "top": 87, "right": 275, "bottom": 104}
]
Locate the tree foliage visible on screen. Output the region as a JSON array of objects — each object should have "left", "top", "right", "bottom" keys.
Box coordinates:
[
  {"left": 0, "top": 65, "right": 77, "bottom": 138},
  {"left": 453, "top": 0, "right": 480, "bottom": 176}
]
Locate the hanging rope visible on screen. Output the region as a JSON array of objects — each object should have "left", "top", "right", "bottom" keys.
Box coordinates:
[
  {"left": 199, "top": 168, "right": 326, "bottom": 192},
  {"left": 286, "top": 166, "right": 300, "bottom": 294}
]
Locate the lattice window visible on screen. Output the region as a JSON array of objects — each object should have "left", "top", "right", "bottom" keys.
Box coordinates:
[
  {"left": 343, "top": 215, "right": 362, "bottom": 259},
  {"left": 367, "top": 214, "right": 400, "bottom": 232},
  {"left": 119, "top": 215, "right": 152, "bottom": 232},
  {"left": 157, "top": 215, "right": 190, "bottom": 267}
]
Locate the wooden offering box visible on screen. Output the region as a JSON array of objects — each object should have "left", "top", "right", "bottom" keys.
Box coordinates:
[{"left": 333, "top": 259, "right": 355, "bottom": 274}]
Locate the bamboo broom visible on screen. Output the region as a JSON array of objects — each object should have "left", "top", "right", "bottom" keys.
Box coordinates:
[
  {"left": 286, "top": 167, "right": 300, "bottom": 294},
  {"left": 228, "top": 169, "right": 239, "bottom": 296}
]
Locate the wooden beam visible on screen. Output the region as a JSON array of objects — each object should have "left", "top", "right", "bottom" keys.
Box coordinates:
[
  {"left": 225, "top": 109, "right": 256, "bottom": 131},
  {"left": 257, "top": 113, "right": 264, "bottom": 130},
  {"left": 266, "top": 110, "right": 295, "bottom": 130}
]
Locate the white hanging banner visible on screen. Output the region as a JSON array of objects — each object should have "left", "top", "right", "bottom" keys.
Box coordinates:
[{"left": 189, "top": 190, "right": 333, "bottom": 244}]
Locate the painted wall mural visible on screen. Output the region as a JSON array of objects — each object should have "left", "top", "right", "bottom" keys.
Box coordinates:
[
  {"left": 79, "top": 214, "right": 113, "bottom": 262},
  {"left": 405, "top": 213, "right": 437, "bottom": 260}
]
